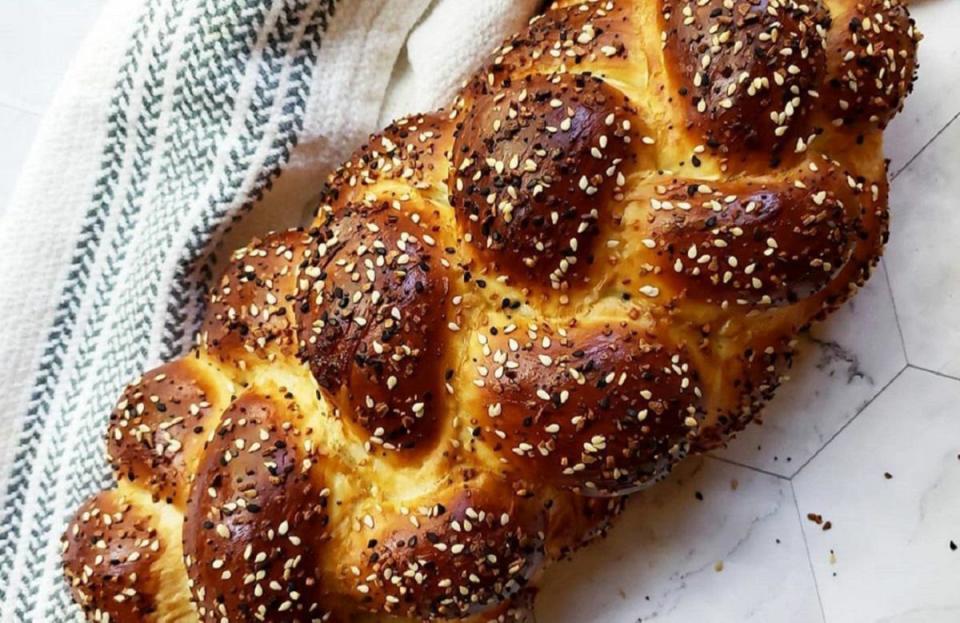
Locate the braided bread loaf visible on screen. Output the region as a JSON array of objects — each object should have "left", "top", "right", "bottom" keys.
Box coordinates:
[{"left": 62, "top": 1, "right": 920, "bottom": 621}]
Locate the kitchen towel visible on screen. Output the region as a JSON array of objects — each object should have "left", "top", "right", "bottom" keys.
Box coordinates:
[{"left": 0, "top": 0, "right": 538, "bottom": 619}]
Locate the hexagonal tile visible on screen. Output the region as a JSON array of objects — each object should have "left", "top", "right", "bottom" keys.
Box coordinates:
[
  {"left": 885, "top": 0, "right": 960, "bottom": 175},
  {"left": 793, "top": 368, "right": 960, "bottom": 622},
  {"left": 536, "top": 457, "right": 822, "bottom": 623},
  {"left": 715, "top": 263, "right": 906, "bottom": 477},
  {"left": 886, "top": 118, "right": 960, "bottom": 379}
]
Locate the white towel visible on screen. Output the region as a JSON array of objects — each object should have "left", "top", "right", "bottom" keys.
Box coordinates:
[{"left": 0, "top": 0, "right": 538, "bottom": 618}]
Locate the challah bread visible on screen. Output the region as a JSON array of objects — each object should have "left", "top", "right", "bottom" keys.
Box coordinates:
[{"left": 62, "top": 0, "right": 920, "bottom": 621}]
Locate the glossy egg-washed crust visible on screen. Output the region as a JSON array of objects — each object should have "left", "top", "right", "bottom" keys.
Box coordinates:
[{"left": 63, "top": 0, "right": 919, "bottom": 621}]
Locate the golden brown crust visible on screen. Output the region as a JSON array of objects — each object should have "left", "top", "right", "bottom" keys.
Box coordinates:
[
  {"left": 323, "top": 113, "right": 456, "bottom": 208},
  {"left": 344, "top": 477, "right": 547, "bottom": 620},
  {"left": 660, "top": 0, "right": 830, "bottom": 165},
  {"left": 62, "top": 488, "right": 194, "bottom": 623},
  {"left": 480, "top": 1, "right": 636, "bottom": 82},
  {"left": 182, "top": 394, "right": 332, "bottom": 622},
  {"left": 467, "top": 322, "right": 702, "bottom": 495},
  {"left": 107, "top": 358, "right": 229, "bottom": 507},
  {"left": 64, "top": 1, "right": 921, "bottom": 621},
  {"left": 451, "top": 72, "right": 649, "bottom": 290},
  {"left": 824, "top": 0, "right": 921, "bottom": 128},
  {"left": 296, "top": 202, "right": 454, "bottom": 455},
  {"left": 63, "top": 491, "right": 164, "bottom": 621},
  {"left": 202, "top": 229, "right": 315, "bottom": 365},
  {"left": 637, "top": 155, "right": 877, "bottom": 307}
]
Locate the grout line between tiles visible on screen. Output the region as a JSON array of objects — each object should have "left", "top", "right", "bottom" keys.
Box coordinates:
[
  {"left": 906, "top": 364, "right": 960, "bottom": 383},
  {"left": 705, "top": 454, "right": 791, "bottom": 481},
  {"left": 791, "top": 480, "right": 828, "bottom": 623},
  {"left": 790, "top": 365, "right": 908, "bottom": 478},
  {"left": 891, "top": 108, "right": 960, "bottom": 180},
  {"left": 880, "top": 259, "right": 909, "bottom": 363}
]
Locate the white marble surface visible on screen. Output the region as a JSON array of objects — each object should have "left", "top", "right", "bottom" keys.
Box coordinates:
[
  {"left": 2, "top": 1, "right": 958, "bottom": 622},
  {"left": 537, "top": 457, "right": 823, "bottom": 623},
  {"left": 794, "top": 369, "right": 960, "bottom": 623},
  {"left": 886, "top": 118, "right": 960, "bottom": 379},
  {"left": 716, "top": 263, "right": 906, "bottom": 477},
  {"left": 884, "top": 0, "right": 960, "bottom": 176}
]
